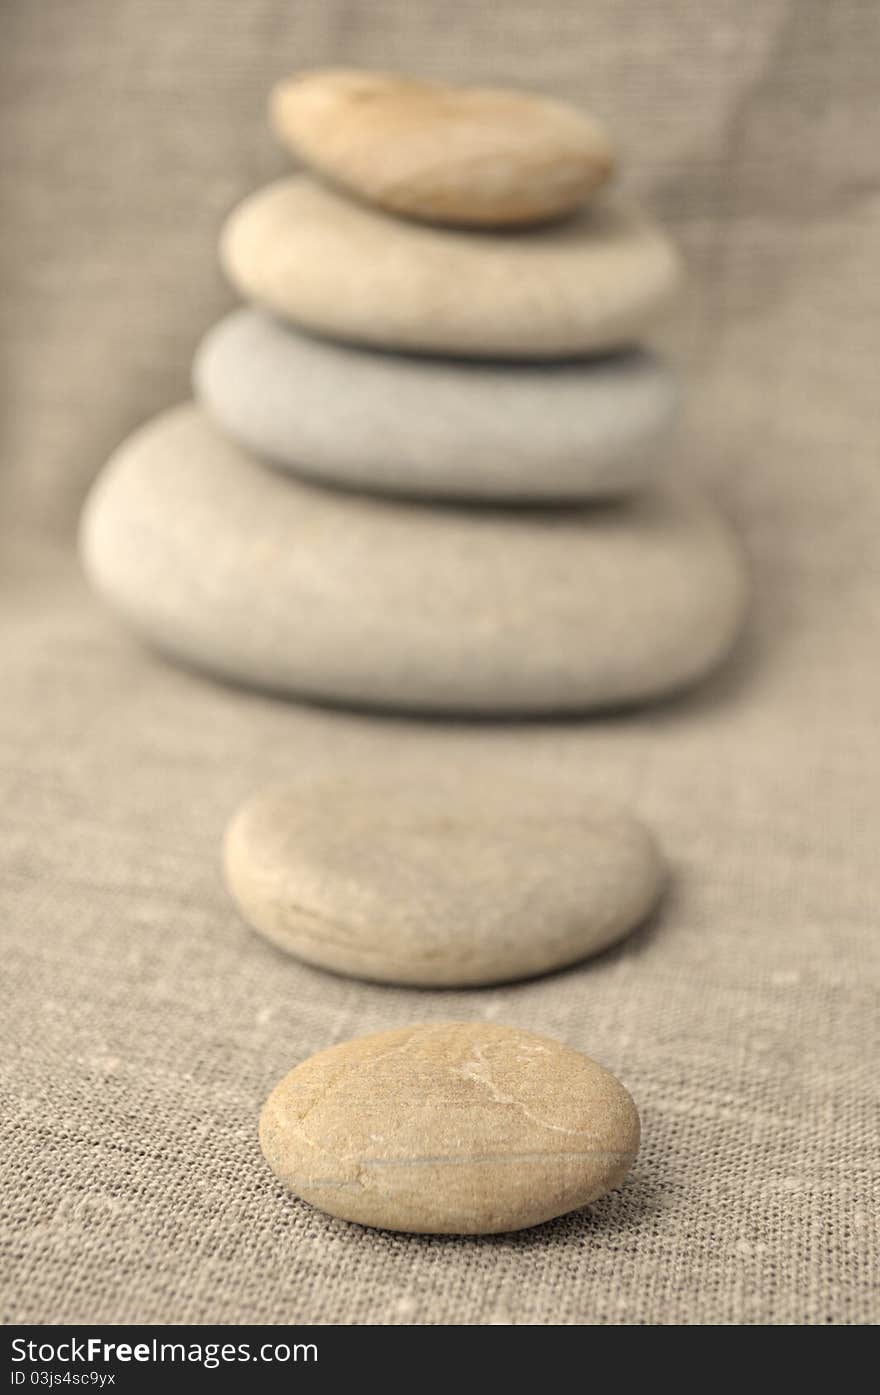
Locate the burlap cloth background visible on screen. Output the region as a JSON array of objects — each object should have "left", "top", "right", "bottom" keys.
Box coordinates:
[{"left": 2, "top": 1, "right": 878, "bottom": 1325}]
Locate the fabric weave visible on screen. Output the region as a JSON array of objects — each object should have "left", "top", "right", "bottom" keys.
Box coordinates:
[{"left": 1, "top": 0, "right": 878, "bottom": 1325}]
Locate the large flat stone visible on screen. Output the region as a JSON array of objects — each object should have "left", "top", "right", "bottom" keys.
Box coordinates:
[{"left": 80, "top": 405, "right": 748, "bottom": 715}]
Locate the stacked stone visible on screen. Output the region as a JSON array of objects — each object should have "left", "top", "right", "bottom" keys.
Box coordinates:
[
  {"left": 82, "top": 68, "right": 747, "bottom": 718},
  {"left": 80, "top": 71, "right": 751, "bottom": 1235}
]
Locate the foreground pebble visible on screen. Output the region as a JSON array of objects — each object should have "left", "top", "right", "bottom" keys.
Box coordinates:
[
  {"left": 80, "top": 405, "right": 747, "bottom": 714},
  {"left": 224, "top": 772, "right": 663, "bottom": 986},
  {"left": 260, "top": 1023, "right": 641, "bottom": 1233},
  {"left": 195, "top": 310, "right": 679, "bottom": 501},
  {"left": 270, "top": 67, "right": 613, "bottom": 227},
  {"left": 220, "top": 176, "right": 682, "bottom": 360}
]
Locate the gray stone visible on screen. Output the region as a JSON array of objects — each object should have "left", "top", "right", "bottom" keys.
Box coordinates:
[
  {"left": 260, "top": 1023, "right": 641, "bottom": 1234},
  {"left": 80, "top": 404, "right": 748, "bottom": 715},
  {"left": 220, "top": 176, "right": 682, "bottom": 360},
  {"left": 194, "top": 310, "right": 679, "bottom": 501},
  {"left": 224, "top": 771, "right": 663, "bottom": 986}
]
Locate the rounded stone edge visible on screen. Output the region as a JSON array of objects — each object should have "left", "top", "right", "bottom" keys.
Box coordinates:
[
  {"left": 222, "top": 788, "right": 665, "bottom": 988},
  {"left": 192, "top": 309, "right": 683, "bottom": 503},
  {"left": 267, "top": 68, "right": 615, "bottom": 228},
  {"left": 218, "top": 178, "right": 685, "bottom": 362},
  {"left": 258, "top": 1023, "right": 641, "bottom": 1234},
  {"left": 78, "top": 406, "right": 748, "bottom": 717}
]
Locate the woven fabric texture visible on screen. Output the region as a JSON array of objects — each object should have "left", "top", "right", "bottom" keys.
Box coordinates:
[{"left": 1, "top": 0, "right": 878, "bottom": 1325}]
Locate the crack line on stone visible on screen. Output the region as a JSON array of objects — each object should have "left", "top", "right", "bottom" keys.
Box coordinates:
[{"left": 455, "top": 1042, "right": 591, "bottom": 1136}]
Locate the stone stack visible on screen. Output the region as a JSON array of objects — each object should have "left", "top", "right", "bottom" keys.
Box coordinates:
[
  {"left": 79, "top": 71, "right": 753, "bottom": 1233},
  {"left": 81, "top": 68, "right": 747, "bottom": 718}
]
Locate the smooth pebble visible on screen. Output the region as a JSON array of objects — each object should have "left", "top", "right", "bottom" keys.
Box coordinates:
[
  {"left": 260, "top": 1023, "right": 641, "bottom": 1233},
  {"left": 80, "top": 405, "right": 748, "bottom": 715},
  {"left": 224, "top": 771, "right": 663, "bottom": 986},
  {"left": 220, "top": 176, "right": 682, "bottom": 360},
  {"left": 270, "top": 67, "right": 614, "bottom": 227},
  {"left": 195, "top": 310, "right": 679, "bottom": 501}
]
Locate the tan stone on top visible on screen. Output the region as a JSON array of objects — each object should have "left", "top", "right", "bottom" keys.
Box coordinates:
[
  {"left": 269, "top": 68, "right": 614, "bottom": 228},
  {"left": 259, "top": 1023, "right": 640, "bottom": 1234}
]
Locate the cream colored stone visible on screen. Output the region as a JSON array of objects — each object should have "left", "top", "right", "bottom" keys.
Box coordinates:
[
  {"left": 220, "top": 176, "right": 682, "bottom": 359},
  {"left": 270, "top": 67, "right": 613, "bottom": 227},
  {"left": 259, "top": 1023, "right": 641, "bottom": 1234},
  {"left": 224, "top": 772, "right": 663, "bottom": 986},
  {"left": 79, "top": 405, "right": 748, "bottom": 715}
]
